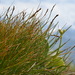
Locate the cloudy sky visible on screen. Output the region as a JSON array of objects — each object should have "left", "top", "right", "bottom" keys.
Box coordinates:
[
  {"left": 0, "top": 0, "right": 75, "bottom": 28},
  {"left": 0, "top": 0, "right": 75, "bottom": 62}
]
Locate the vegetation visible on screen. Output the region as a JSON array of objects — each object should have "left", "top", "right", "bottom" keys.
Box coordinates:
[{"left": 0, "top": 5, "right": 74, "bottom": 75}]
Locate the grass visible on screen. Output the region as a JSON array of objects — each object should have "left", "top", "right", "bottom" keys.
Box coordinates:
[{"left": 0, "top": 5, "right": 75, "bottom": 75}]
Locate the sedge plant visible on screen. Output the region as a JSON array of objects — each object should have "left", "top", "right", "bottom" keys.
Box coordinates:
[{"left": 0, "top": 5, "right": 74, "bottom": 75}]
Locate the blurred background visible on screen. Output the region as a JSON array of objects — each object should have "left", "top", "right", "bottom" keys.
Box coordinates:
[{"left": 0, "top": 0, "right": 75, "bottom": 64}]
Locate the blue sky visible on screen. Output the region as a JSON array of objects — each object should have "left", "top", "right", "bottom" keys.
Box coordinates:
[{"left": 0, "top": 0, "right": 75, "bottom": 62}]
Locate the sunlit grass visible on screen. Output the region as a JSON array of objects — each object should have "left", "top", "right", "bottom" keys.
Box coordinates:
[{"left": 0, "top": 5, "right": 75, "bottom": 75}]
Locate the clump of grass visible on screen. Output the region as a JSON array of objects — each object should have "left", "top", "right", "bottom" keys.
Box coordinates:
[{"left": 0, "top": 5, "right": 74, "bottom": 75}]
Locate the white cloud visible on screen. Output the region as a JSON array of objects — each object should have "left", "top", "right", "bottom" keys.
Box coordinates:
[{"left": 0, "top": 1, "right": 75, "bottom": 29}]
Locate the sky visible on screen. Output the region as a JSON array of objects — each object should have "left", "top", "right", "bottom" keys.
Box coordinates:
[{"left": 0, "top": 0, "right": 75, "bottom": 63}]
